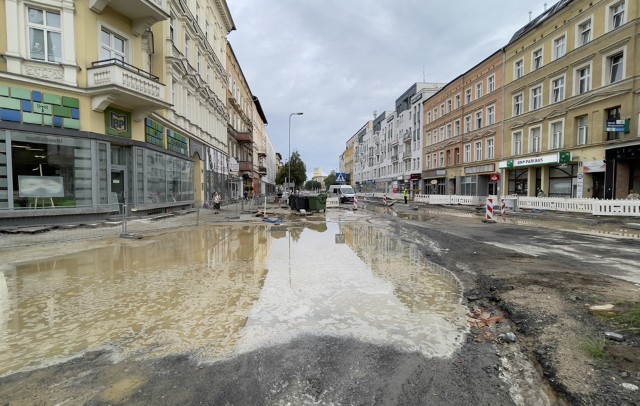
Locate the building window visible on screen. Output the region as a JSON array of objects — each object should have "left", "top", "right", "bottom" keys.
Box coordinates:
[
  {"left": 486, "top": 138, "right": 494, "bottom": 159},
  {"left": 464, "top": 115, "right": 471, "bottom": 133},
  {"left": 439, "top": 127, "right": 445, "bottom": 142},
  {"left": 551, "top": 76, "right": 565, "bottom": 103},
  {"left": 576, "top": 65, "right": 591, "bottom": 94},
  {"left": 447, "top": 99, "right": 452, "bottom": 113},
  {"left": 553, "top": 35, "right": 566, "bottom": 60},
  {"left": 609, "top": 1, "right": 625, "bottom": 30},
  {"left": 513, "top": 132, "right": 523, "bottom": 155},
  {"left": 475, "top": 110, "right": 482, "bottom": 129},
  {"left": 531, "top": 86, "right": 542, "bottom": 110},
  {"left": 440, "top": 104, "right": 445, "bottom": 116},
  {"left": 439, "top": 152, "right": 444, "bottom": 167},
  {"left": 532, "top": 48, "right": 543, "bottom": 70},
  {"left": 606, "top": 106, "right": 621, "bottom": 140},
  {"left": 474, "top": 141, "right": 482, "bottom": 161},
  {"left": 28, "top": 7, "right": 62, "bottom": 62},
  {"left": 455, "top": 94, "right": 461, "bottom": 109},
  {"left": 578, "top": 19, "right": 591, "bottom": 46},
  {"left": 454, "top": 120, "right": 461, "bottom": 136},
  {"left": 515, "top": 59, "right": 524, "bottom": 79},
  {"left": 455, "top": 147, "right": 460, "bottom": 164},
  {"left": 513, "top": 93, "right": 524, "bottom": 116},
  {"left": 476, "top": 82, "right": 483, "bottom": 99},
  {"left": 100, "top": 28, "right": 126, "bottom": 61},
  {"left": 427, "top": 112, "right": 431, "bottom": 123},
  {"left": 530, "top": 127, "right": 541, "bottom": 153},
  {"left": 185, "top": 35, "right": 190, "bottom": 59},
  {"left": 488, "top": 75, "right": 495, "bottom": 93},
  {"left": 433, "top": 131, "right": 437, "bottom": 145},
  {"left": 446, "top": 123, "right": 452, "bottom": 139},
  {"left": 606, "top": 52, "right": 624, "bottom": 84},
  {"left": 550, "top": 121, "right": 564, "bottom": 149},
  {"left": 433, "top": 108, "right": 438, "bottom": 120},
  {"left": 487, "top": 105, "right": 495, "bottom": 125},
  {"left": 426, "top": 131, "right": 431, "bottom": 146},
  {"left": 577, "top": 115, "right": 588, "bottom": 145},
  {"left": 465, "top": 89, "right": 472, "bottom": 104},
  {"left": 464, "top": 144, "right": 471, "bottom": 162}
]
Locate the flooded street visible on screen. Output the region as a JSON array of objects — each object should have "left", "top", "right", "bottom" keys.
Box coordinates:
[{"left": 0, "top": 214, "right": 466, "bottom": 382}]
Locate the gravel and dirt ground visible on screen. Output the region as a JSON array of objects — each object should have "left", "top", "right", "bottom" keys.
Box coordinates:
[{"left": 0, "top": 203, "right": 638, "bottom": 405}]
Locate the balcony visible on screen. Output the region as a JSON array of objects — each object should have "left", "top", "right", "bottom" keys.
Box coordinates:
[
  {"left": 236, "top": 131, "right": 253, "bottom": 144},
  {"left": 87, "top": 59, "right": 170, "bottom": 118},
  {"left": 391, "top": 154, "right": 399, "bottom": 161},
  {"left": 258, "top": 166, "right": 267, "bottom": 175},
  {"left": 90, "top": 0, "right": 170, "bottom": 36},
  {"left": 238, "top": 161, "right": 253, "bottom": 172},
  {"left": 258, "top": 151, "right": 267, "bottom": 158}
]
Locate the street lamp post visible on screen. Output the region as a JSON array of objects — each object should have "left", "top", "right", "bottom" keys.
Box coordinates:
[{"left": 288, "top": 112, "right": 303, "bottom": 192}]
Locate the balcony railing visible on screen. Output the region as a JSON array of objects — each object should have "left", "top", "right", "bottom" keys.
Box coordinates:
[
  {"left": 258, "top": 166, "right": 267, "bottom": 174},
  {"left": 87, "top": 59, "right": 166, "bottom": 110}
]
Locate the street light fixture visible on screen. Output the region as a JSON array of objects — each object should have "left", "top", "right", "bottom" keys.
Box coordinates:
[{"left": 288, "top": 112, "right": 303, "bottom": 192}]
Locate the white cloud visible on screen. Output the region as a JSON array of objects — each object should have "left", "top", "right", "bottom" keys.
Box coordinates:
[{"left": 227, "top": 0, "right": 548, "bottom": 178}]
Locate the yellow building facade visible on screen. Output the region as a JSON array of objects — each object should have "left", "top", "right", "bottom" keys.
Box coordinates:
[
  {"left": 502, "top": 0, "right": 639, "bottom": 198},
  {"left": 0, "top": 0, "right": 235, "bottom": 225}
]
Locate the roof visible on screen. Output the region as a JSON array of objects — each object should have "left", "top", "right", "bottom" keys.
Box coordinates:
[{"left": 508, "top": 0, "right": 574, "bottom": 45}]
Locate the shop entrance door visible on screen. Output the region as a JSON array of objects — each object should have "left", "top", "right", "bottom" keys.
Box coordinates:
[{"left": 111, "top": 166, "right": 127, "bottom": 212}]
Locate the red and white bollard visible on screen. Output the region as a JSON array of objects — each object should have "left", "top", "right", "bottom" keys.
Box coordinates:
[
  {"left": 485, "top": 197, "right": 496, "bottom": 223},
  {"left": 501, "top": 198, "right": 506, "bottom": 216},
  {"left": 353, "top": 195, "right": 358, "bottom": 210},
  {"left": 383, "top": 195, "right": 387, "bottom": 205}
]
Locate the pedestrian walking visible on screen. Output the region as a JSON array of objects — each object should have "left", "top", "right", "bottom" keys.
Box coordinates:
[
  {"left": 213, "top": 191, "right": 221, "bottom": 211},
  {"left": 404, "top": 188, "right": 408, "bottom": 204}
]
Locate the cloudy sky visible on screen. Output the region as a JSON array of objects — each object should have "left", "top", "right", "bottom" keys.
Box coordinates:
[{"left": 227, "top": 1, "right": 549, "bottom": 179}]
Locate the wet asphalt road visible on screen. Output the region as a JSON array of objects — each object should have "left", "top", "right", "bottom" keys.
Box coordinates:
[{"left": 5, "top": 207, "right": 637, "bottom": 405}]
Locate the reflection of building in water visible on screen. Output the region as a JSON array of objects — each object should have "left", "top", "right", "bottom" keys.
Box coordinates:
[
  {"left": 0, "top": 224, "right": 272, "bottom": 376},
  {"left": 342, "top": 223, "right": 463, "bottom": 316}
]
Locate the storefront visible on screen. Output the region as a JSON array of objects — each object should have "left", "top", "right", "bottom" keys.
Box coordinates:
[
  {"left": 422, "top": 169, "right": 446, "bottom": 194},
  {"left": 1, "top": 127, "right": 194, "bottom": 214},
  {"left": 499, "top": 152, "right": 574, "bottom": 197},
  {"left": 461, "top": 164, "right": 499, "bottom": 196},
  {"left": 604, "top": 142, "right": 640, "bottom": 199},
  {"left": 205, "top": 146, "right": 230, "bottom": 200}
]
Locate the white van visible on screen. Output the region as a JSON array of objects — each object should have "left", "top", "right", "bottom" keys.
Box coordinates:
[{"left": 327, "top": 184, "right": 355, "bottom": 203}]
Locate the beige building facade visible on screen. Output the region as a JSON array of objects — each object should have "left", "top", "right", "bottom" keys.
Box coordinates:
[{"left": 502, "top": 0, "right": 639, "bottom": 198}]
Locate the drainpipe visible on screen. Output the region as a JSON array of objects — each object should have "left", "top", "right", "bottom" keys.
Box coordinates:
[{"left": 500, "top": 47, "right": 506, "bottom": 197}]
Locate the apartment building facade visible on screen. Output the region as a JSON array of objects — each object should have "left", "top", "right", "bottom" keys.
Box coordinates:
[
  {"left": 423, "top": 50, "right": 504, "bottom": 196},
  {"left": 501, "top": 0, "right": 639, "bottom": 198},
  {"left": 0, "top": 0, "right": 236, "bottom": 225},
  {"left": 352, "top": 83, "right": 442, "bottom": 194}
]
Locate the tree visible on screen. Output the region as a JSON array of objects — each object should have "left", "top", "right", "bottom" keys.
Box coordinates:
[
  {"left": 324, "top": 171, "right": 336, "bottom": 188},
  {"left": 276, "top": 150, "right": 307, "bottom": 189},
  {"left": 305, "top": 180, "right": 321, "bottom": 191}
]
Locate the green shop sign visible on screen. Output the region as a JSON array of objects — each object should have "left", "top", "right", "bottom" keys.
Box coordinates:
[{"left": 104, "top": 107, "right": 131, "bottom": 138}]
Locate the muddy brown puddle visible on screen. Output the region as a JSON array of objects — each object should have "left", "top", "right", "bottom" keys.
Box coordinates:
[{"left": 0, "top": 217, "right": 467, "bottom": 377}]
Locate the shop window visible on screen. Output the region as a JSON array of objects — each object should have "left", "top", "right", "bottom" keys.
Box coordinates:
[
  {"left": 509, "top": 169, "right": 528, "bottom": 195},
  {"left": 10, "top": 133, "right": 92, "bottom": 209},
  {"left": 461, "top": 176, "right": 477, "bottom": 196},
  {"left": 549, "top": 164, "right": 577, "bottom": 197}
]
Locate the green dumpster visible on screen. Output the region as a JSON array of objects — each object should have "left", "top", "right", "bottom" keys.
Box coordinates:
[{"left": 308, "top": 193, "right": 327, "bottom": 212}]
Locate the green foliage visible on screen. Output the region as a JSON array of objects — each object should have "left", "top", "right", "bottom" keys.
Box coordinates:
[
  {"left": 324, "top": 171, "right": 336, "bottom": 188},
  {"left": 305, "top": 180, "right": 321, "bottom": 191},
  {"left": 582, "top": 336, "right": 606, "bottom": 359},
  {"left": 275, "top": 151, "right": 307, "bottom": 188}
]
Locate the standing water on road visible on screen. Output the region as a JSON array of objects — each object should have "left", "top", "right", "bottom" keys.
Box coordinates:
[{"left": 0, "top": 217, "right": 467, "bottom": 377}]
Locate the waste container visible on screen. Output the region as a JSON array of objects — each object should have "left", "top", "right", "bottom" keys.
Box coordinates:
[
  {"left": 308, "top": 193, "right": 327, "bottom": 213},
  {"left": 296, "top": 196, "right": 310, "bottom": 212},
  {"left": 288, "top": 194, "right": 298, "bottom": 210}
]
